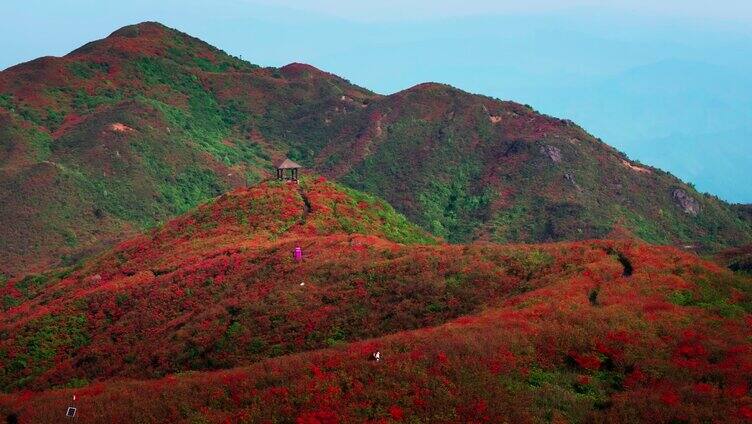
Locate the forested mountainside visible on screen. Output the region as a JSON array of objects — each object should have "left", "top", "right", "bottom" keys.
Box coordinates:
[{"left": 1, "top": 21, "right": 750, "bottom": 277}]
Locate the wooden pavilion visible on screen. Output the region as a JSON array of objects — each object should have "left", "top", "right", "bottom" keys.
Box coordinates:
[{"left": 275, "top": 158, "right": 302, "bottom": 181}]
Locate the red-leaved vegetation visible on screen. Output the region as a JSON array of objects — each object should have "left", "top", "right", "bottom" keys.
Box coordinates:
[{"left": 1, "top": 178, "right": 751, "bottom": 423}]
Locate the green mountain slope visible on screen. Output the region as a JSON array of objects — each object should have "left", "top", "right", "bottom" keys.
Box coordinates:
[{"left": 1, "top": 22, "right": 750, "bottom": 276}]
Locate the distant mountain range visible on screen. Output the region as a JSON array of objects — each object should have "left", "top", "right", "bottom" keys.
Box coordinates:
[
  {"left": 529, "top": 59, "right": 752, "bottom": 203},
  {"left": 0, "top": 22, "right": 750, "bottom": 277}
]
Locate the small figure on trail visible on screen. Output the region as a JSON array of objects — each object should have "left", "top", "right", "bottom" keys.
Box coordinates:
[
  {"left": 294, "top": 246, "right": 303, "bottom": 262},
  {"left": 372, "top": 351, "right": 381, "bottom": 362}
]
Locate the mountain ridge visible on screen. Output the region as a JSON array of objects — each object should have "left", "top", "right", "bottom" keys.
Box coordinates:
[{"left": 0, "top": 21, "right": 750, "bottom": 277}]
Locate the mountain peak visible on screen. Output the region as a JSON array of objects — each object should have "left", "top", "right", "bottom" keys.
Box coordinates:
[
  {"left": 280, "top": 62, "right": 322, "bottom": 74},
  {"left": 68, "top": 21, "right": 222, "bottom": 61},
  {"left": 279, "top": 62, "right": 343, "bottom": 82},
  {"left": 399, "top": 82, "right": 463, "bottom": 96},
  {"left": 107, "top": 21, "right": 169, "bottom": 39},
  {"left": 104, "top": 177, "right": 435, "bottom": 272}
]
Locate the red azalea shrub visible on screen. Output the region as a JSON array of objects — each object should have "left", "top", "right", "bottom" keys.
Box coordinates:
[{"left": 0, "top": 179, "right": 751, "bottom": 423}]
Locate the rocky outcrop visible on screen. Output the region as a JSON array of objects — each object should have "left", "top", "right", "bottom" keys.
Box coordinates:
[
  {"left": 540, "top": 145, "right": 562, "bottom": 163},
  {"left": 564, "top": 172, "right": 583, "bottom": 192},
  {"left": 672, "top": 188, "right": 701, "bottom": 216},
  {"left": 621, "top": 159, "right": 651, "bottom": 174}
]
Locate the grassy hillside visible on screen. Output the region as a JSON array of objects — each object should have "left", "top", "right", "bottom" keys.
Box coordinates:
[
  {"left": 0, "top": 178, "right": 441, "bottom": 391},
  {"left": 325, "top": 83, "right": 752, "bottom": 249},
  {"left": 1, "top": 22, "right": 750, "bottom": 277},
  {"left": 0, "top": 178, "right": 751, "bottom": 422},
  {"left": 0, "top": 22, "right": 372, "bottom": 276}
]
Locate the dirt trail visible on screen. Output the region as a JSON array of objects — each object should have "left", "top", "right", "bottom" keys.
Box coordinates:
[
  {"left": 297, "top": 185, "right": 312, "bottom": 223},
  {"left": 608, "top": 249, "right": 633, "bottom": 277},
  {"left": 590, "top": 248, "right": 634, "bottom": 306}
]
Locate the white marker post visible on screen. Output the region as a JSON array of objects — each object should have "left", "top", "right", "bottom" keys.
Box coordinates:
[{"left": 66, "top": 395, "right": 77, "bottom": 420}]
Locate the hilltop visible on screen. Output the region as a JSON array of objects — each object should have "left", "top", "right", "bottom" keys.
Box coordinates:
[
  {"left": 0, "top": 178, "right": 439, "bottom": 390},
  {"left": 0, "top": 178, "right": 751, "bottom": 422},
  {"left": 1, "top": 22, "right": 750, "bottom": 277}
]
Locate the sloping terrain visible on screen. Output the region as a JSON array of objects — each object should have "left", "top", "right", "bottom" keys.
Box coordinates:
[
  {"left": 1, "top": 21, "right": 750, "bottom": 278},
  {"left": 718, "top": 244, "right": 752, "bottom": 274},
  {"left": 324, "top": 83, "right": 751, "bottom": 248},
  {"left": 0, "top": 22, "right": 374, "bottom": 276},
  {"left": 0, "top": 179, "right": 751, "bottom": 423},
  {"left": 0, "top": 178, "right": 585, "bottom": 391}
]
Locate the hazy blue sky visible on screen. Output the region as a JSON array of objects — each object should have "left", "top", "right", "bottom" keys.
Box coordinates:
[
  {"left": 2, "top": 1, "right": 751, "bottom": 202},
  {"left": 248, "top": 0, "right": 752, "bottom": 22}
]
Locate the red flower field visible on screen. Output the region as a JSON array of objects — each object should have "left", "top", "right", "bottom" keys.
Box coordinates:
[{"left": 0, "top": 178, "right": 751, "bottom": 423}]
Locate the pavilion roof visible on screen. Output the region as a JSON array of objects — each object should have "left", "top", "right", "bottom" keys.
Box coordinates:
[{"left": 275, "top": 158, "right": 302, "bottom": 169}]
